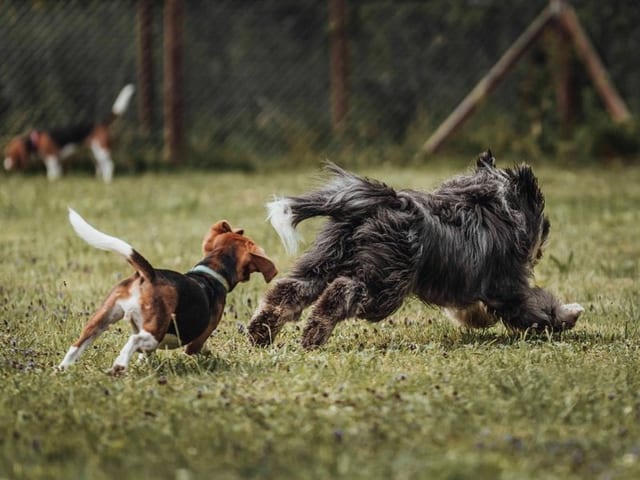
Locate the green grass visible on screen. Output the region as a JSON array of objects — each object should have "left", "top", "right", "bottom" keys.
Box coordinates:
[{"left": 1, "top": 160, "right": 639, "bottom": 479}]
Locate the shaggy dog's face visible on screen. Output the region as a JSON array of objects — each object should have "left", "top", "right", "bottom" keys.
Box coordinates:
[{"left": 493, "top": 156, "right": 550, "bottom": 268}]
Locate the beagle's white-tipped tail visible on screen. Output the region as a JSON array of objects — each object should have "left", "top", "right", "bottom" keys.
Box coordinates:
[
  {"left": 111, "top": 84, "right": 135, "bottom": 116},
  {"left": 266, "top": 198, "right": 300, "bottom": 255},
  {"left": 68, "top": 208, "right": 133, "bottom": 258}
]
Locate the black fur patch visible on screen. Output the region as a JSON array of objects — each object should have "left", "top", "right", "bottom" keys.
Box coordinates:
[{"left": 249, "top": 153, "right": 580, "bottom": 348}]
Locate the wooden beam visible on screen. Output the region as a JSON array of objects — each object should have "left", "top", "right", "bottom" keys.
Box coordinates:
[
  {"left": 163, "top": 0, "right": 184, "bottom": 164},
  {"left": 422, "top": 6, "right": 554, "bottom": 155},
  {"left": 548, "top": 21, "right": 575, "bottom": 138},
  {"left": 329, "top": 0, "right": 349, "bottom": 136},
  {"left": 136, "top": 0, "right": 154, "bottom": 134},
  {"left": 558, "top": 4, "right": 631, "bottom": 122}
]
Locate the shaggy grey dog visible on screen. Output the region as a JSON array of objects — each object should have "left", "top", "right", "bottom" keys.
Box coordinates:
[{"left": 248, "top": 151, "right": 584, "bottom": 349}]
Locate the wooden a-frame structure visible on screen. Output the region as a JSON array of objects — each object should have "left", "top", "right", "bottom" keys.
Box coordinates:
[{"left": 422, "top": 0, "right": 632, "bottom": 155}]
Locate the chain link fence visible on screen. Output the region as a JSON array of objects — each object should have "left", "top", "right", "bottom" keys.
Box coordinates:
[{"left": 1, "top": 0, "right": 638, "bottom": 172}]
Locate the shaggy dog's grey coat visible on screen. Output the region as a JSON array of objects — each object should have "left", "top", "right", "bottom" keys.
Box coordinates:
[{"left": 248, "top": 151, "right": 584, "bottom": 348}]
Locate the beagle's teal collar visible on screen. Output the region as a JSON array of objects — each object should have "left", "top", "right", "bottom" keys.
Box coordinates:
[{"left": 188, "top": 265, "right": 229, "bottom": 292}]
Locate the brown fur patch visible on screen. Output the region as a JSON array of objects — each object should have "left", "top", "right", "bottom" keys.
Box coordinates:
[{"left": 4, "top": 138, "right": 29, "bottom": 170}]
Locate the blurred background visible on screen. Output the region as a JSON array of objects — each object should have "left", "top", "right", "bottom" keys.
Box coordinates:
[{"left": 1, "top": 0, "right": 638, "bottom": 172}]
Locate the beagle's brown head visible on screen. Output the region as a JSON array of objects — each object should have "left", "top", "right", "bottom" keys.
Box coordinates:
[
  {"left": 202, "top": 220, "right": 277, "bottom": 286},
  {"left": 4, "top": 137, "right": 30, "bottom": 172}
]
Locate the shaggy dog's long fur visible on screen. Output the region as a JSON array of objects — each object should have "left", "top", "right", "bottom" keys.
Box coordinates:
[{"left": 247, "top": 151, "right": 584, "bottom": 349}]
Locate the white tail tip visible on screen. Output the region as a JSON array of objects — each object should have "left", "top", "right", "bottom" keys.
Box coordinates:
[
  {"left": 68, "top": 207, "right": 133, "bottom": 257},
  {"left": 112, "top": 84, "right": 135, "bottom": 115},
  {"left": 266, "top": 198, "right": 299, "bottom": 255}
]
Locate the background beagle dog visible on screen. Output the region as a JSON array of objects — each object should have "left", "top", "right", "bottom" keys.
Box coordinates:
[
  {"left": 59, "top": 209, "right": 277, "bottom": 374},
  {"left": 4, "top": 84, "right": 134, "bottom": 182}
]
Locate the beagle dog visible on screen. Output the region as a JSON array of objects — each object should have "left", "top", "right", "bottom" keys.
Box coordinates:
[
  {"left": 59, "top": 209, "right": 277, "bottom": 374},
  {"left": 4, "top": 84, "right": 134, "bottom": 182}
]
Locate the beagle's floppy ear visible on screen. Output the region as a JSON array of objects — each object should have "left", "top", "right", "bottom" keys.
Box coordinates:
[
  {"left": 212, "top": 220, "right": 244, "bottom": 236},
  {"left": 4, "top": 138, "right": 29, "bottom": 171},
  {"left": 202, "top": 220, "right": 246, "bottom": 255},
  {"left": 250, "top": 250, "right": 278, "bottom": 283},
  {"left": 213, "top": 220, "right": 233, "bottom": 234},
  {"left": 202, "top": 220, "right": 232, "bottom": 255}
]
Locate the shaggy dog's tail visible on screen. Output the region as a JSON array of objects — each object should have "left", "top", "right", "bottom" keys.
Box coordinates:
[
  {"left": 68, "top": 208, "right": 156, "bottom": 281},
  {"left": 267, "top": 163, "right": 399, "bottom": 254}
]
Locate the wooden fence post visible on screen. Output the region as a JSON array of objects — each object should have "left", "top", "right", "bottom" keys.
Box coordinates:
[
  {"left": 163, "top": 0, "right": 184, "bottom": 164},
  {"left": 558, "top": 4, "right": 631, "bottom": 122},
  {"left": 136, "top": 0, "right": 154, "bottom": 134},
  {"left": 329, "top": 0, "right": 349, "bottom": 136},
  {"left": 548, "top": 20, "right": 575, "bottom": 138},
  {"left": 421, "top": 0, "right": 632, "bottom": 156},
  {"left": 421, "top": 6, "right": 554, "bottom": 154}
]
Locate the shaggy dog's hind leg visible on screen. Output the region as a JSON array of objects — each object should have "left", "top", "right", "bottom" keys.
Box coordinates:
[
  {"left": 248, "top": 277, "right": 325, "bottom": 346},
  {"left": 301, "top": 277, "right": 366, "bottom": 349},
  {"left": 445, "top": 302, "right": 498, "bottom": 329}
]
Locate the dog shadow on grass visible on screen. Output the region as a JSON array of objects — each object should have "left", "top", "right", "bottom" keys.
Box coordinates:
[
  {"left": 448, "top": 324, "right": 621, "bottom": 348},
  {"left": 136, "top": 349, "right": 237, "bottom": 377},
  {"left": 326, "top": 318, "right": 613, "bottom": 355},
  {"left": 134, "top": 322, "right": 613, "bottom": 376}
]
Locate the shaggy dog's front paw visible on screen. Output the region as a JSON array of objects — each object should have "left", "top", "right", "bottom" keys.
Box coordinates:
[
  {"left": 555, "top": 303, "right": 584, "bottom": 330},
  {"left": 247, "top": 322, "right": 275, "bottom": 347}
]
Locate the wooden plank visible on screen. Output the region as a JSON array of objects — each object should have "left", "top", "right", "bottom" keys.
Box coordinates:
[
  {"left": 422, "top": 6, "right": 554, "bottom": 155},
  {"left": 559, "top": 5, "right": 631, "bottom": 122},
  {"left": 163, "top": 0, "right": 184, "bottom": 164},
  {"left": 136, "top": 0, "right": 154, "bottom": 134},
  {"left": 548, "top": 21, "right": 575, "bottom": 138},
  {"left": 329, "top": 0, "right": 349, "bottom": 136}
]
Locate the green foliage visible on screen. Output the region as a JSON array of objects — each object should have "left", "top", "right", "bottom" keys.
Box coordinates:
[
  {"left": 3, "top": 0, "right": 640, "bottom": 170},
  {"left": 1, "top": 162, "right": 639, "bottom": 479},
  {"left": 587, "top": 120, "right": 640, "bottom": 160}
]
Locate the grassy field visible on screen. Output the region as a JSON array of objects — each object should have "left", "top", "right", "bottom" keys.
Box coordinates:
[{"left": 1, "top": 159, "right": 639, "bottom": 479}]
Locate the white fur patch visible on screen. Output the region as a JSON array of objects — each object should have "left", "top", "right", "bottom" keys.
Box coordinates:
[
  {"left": 267, "top": 198, "right": 300, "bottom": 255},
  {"left": 59, "top": 144, "right": 78, "bottom": 159},
  {"left": 44, "top": 155, "right": 62, "bottom": 181},
  {"left": 90, "top": 140, "right": 114, "bottom": 183},
  {"left": 559, "top": 303, "right": 585, "bottom": 316},
  {"left": 58, "top": 346, "right": 81, "bottom": 369},
  {"left": 111, "top": 329, "right": 159, "bottom": 372},
  {"left": 116, "top": 285, "right": 142, "bottom": 329},
  {"left": 68, "top": 208, "right": 133, "bottom": 258},
  {"left": 111, "top": 84, "right": 135, "bottom": 115}
]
